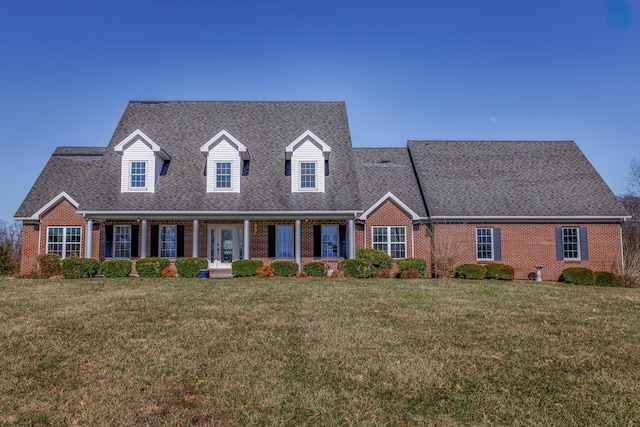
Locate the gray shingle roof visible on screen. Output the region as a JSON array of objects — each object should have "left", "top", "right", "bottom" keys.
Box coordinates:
[
  {"left": 408, "top": 140, "right": 628, "bottom": 218},
  {"left": 17, "top": 101, "right": 362, "bottom": 217},
  {"left": 354, "top": 147, "right": 427, "bottom": 218}
]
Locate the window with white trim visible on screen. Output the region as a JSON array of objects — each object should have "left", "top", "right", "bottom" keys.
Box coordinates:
[
  {"left": 160, "top": 225, "right": 177, "bottom": 258},
  {"left": 372, "top": 226, "right": 406, "bottom": 258},
  {"left": 476, "top": 228, "right": 493, "bottom": 260},
  {"left": 114, "top": 225, "right": 131, "bottom": 259},
  {"left": 562, "top": 227, "right": 580, "bottom": 260},
  {"left": 277, "top": 225, "right": 293, "bottom": 258},
  {"left": 322, "top": 225, "right": 339, "bottom": 257},
  {"left": 215, "top": 162, "right": 232, "bottom": 189},
  {"left": 300, "top": 162, "right": 316, "bottom": 189},
  {"left": 47, "top": 226, "right": 81, "bottom": 258},
  {"left": 130, "top": 161, "right": 146, "bottom": 188}
]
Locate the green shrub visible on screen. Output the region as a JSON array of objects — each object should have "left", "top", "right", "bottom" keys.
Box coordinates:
[
  {"left": 175, "top": 257, "right": 209, "bottom": 278},
  {"left": 232, "top": 259, "right": 263, "bottom": 277},
  {"left": 0, "top": 245, "right": 18, "bottom": 275},
  {"left": 270, "top": 261, "right": 299, "bottom": 277},
  {"left": 356, "top": 249, "right": 392, "bottom": 272},
  {"left": 135, "top": 257, "right": 170, "bottom": 278},
  {"left": 61, "top": 257, "right": 100, "bottom": 279},
  {"left": 561, "top": 267, "right": 596, "bottom": 286},
  {"left": 338, "top": 259, "right": 376, "bottom": 278},
  {"left": 485, "top": 263, "right": 515, "bottom": 280},
  {"left": 456, "top": 264, "right": 487, "bottom": 280},
  {"left": 396, "top": 258, "right": 427, "bottom": 277},
  {"left": 303, "top": 262, "right": 328, "bottom": 277},
  {"left": 36, "top": 253, "right": 61, "bottom": 278},
  {"left": 595, "top": 271, "right": 618, "bottom": 287},
  {"left": 100, "top": 260, "right": 132, "bottom": 278}
]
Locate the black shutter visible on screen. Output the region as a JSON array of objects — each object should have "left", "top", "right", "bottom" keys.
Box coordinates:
[
  {"left": 105, "top": 225, "right": 113, "bottom": 258},
  {"left": 555, "top": 227, "right": 564, "bottom": 260},
  {"left": 268, "top": 225, "right": 276, "bottom": 258},
  {"left": 493, "top": 227, "right": 502, "bottom": 261},
  {"left": 313, "top": 225, "right": 322, "bottom": 258},
  {"left": 150, "top": 225, "right": 159, "bottom": 257},
  {"left": 579, "top": 227, "right": 589, "bottom": 260},
  {"left": 177, "top": 225, "right": 185, "bottom": 258},
  {"left": 339, "top": 225, "right": 347, "bottom": 258},
  {"left": 131, "top": 225, "right": 139, "bottom": 258}
]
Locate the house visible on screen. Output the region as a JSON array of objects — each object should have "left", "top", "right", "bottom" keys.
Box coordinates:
[{"left": 14, "top": 101, "right": 630, "bottom": 280}]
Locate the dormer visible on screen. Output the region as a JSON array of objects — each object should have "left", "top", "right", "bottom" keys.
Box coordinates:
[
  {"left": 200, "top": 130, "right": 249, "bottom": 193},
  {"left": 114, "top": 129, "right": 171, "bottom": 193},
  {"left": 285, "top": 130, "right": 331, "bottom": 193}
]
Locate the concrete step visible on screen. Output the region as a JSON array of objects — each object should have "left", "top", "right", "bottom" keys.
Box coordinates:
[{"left": 209, "top": 268, "right": 233, "bottom": 279}]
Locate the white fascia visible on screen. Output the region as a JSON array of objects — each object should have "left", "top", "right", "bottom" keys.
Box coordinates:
[
  {"left": 428, "top": 215, "right": 631, "bottom": 223},
  {"left": 285, "top": 130, "right": 331, "bottom": 160},
  {"left": 114, "top": 129, "right": 171, "bottom": 160},
  {"left": 78, "top": 210, "right": 362, "bottom": 220},
  {"left": 30, "top": 191, "right": 80, "bottom": 220},
  {"left": 200, "top": 130, "right": 249, "bottom": 160},
  {"left": 359, "top": 192, "right": 420, "bottom": 221}
]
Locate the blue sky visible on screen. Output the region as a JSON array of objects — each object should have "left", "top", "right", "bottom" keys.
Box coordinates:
[{"left": 1, "top": 0, "right": 638, "bottom": 222}]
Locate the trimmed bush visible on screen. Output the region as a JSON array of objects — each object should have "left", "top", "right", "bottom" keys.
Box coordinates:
[
  {"left": 36, "top": 253, "right": 61, "bottom": 278},
  {"left": 456, "top": 264, "right": 487, "bottom": 280},
  {"left": 232, "top": 259, "right": 263, "bottom": 277},
  {"left": 175, "top": 257, "right": 209, "bottom": 278},
  {"left": 400, "top": 269, "right": 422, "bottom": 279},
  {"left": 338, "top": 259, "right": 375, "bottom": 278},
  {"left": 61, "top": 257, "right": 100, "bottom": 279},
  {"left": 270, "top": 261, "right": 299, "bottom": 277},
  {"left": 356, "top": 248, "right": 392, "bottom": 272},
  {"left": 162, "top": 266, "right": 177, "bottom": 278},
  {"left": 595, "top": 271, "right": 618, "bottom": 287},
  {"left": 304, "top": 262, "right": 329, "bottom": 277},
  {"left": 485, "top": 263, "right": 515, "bottom": 280},
  {"left": 561, "top": 267, "right": 596, "bottom": 286},
  {"left": 257, "top": 265, "right": 275, "bottom": 278},
  {"left": 376, "top": 268, "right": 391, "bottom": 278},
  {"left": 100, "top": 260, "right": 132, "bottom": 278},
  {"left": 397, "top": 258, "right": 427, "bottom": 277},
  {"left": 136, "top": 257, "right": 170, "bottom": 278}
]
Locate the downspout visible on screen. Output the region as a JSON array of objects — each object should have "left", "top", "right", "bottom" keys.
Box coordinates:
[
  {"left": 411, "top": 222, "right": 415, "bottom": 258},
  {"left": 620, "top": 221, "right": 625, "bottom": 273}
]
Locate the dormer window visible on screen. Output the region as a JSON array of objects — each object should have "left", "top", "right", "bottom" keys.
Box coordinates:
[
  {"left": 114, "top": 129, "right": 170, "bottom": 193},
  {"left": 286, "top": 130, "right": 331, "bottom": 193},
  {"left": 200, "top": 130, "right": 248, "bottom": 193}
]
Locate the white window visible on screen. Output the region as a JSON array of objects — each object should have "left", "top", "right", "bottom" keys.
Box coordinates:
[
  {"left": 216, "top": 162, "right": 232, "bottom": 189},
  {"left": 47, "top": 227, "right": 81, "bottom": 258},
  {"left": 562, "top": 227, "right": 580, "bottom": 260},
  {"left": 322, "top": 225, "right": 339, "bottom": 257},
  {"left": 300, "top": 162, "right": 316, "bottom": 189},
  {"left": 114, "top": 225, "right": 131, "bottom": 259},
  {"left": 277, "top": 225, "right": 293, "bottom": 258},
  {"left": 372, "top": 226, "right": 406, "bottom": 258},
  {"left": 130, "top": 161, "right": 146, "bottom": 188},
  {"left": 160, "top": 225, "right": 177, "bottom": 258},
  {"left": 476, "top": 228, "right": 493, "bottom": 260}
]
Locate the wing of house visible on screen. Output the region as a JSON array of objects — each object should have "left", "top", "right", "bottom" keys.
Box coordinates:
[{"left": 15, "top": 102, "right": 630, "bottom": 280}]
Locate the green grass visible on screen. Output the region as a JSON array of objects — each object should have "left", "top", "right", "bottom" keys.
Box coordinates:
[{"left": 0, "top": 276, "right": 639, "bottom": 426}]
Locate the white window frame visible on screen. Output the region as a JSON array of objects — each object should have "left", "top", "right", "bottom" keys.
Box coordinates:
[
  {"left": 322, "top": 225, "right": 339, "bottom": 258},
  {"left": 562, "top": 227, "right": 580, "bottom": 260},
  {"left": 160, "top": 225, "right": 177, "bottom": 259},
  {"left": 276, "top": 225, "right": 293, "bottom": 258},
  {"left": 372, "top": 226, "right": 406, "bottom": 259},
  {"left": 476, "top": 228, "right": 494, "bottom": 260},
  {"left": 215, "top": 161, "right": 232, "bottom": 190},
  {"left": 46, "top": 226, "right": 82, "bottom": 259},
  {"left": 299, "top": 161, "right": 317, "bottom": 190},
  {"left": 130, "top": 161, "right": 147, "bottom": 189},
  {"left": 114, "top": 225, "right": 131, "bottom": 259}
]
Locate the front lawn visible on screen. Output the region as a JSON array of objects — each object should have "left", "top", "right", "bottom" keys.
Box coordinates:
[{"left": 0, "top": 277, "right": 638, "bottom": 426}]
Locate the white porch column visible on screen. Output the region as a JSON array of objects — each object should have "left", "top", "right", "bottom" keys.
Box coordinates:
[
  {"left": 140, "top": 219, "right": 147, "bottom": 259},
  {"left": 348, "top": 218, "right": 355, "bottom": 259},
  {"left": 243, "top": 219, "right": 250, "bottom": 259},
  {"left": 85, "top": 219, "right": 93, "bottom": 258},
  {"left": 192, "top": 219, "right": 199, "bottom": 257},
  {"left": 295, "top": 218, "right": 301, "bottom": 271}
]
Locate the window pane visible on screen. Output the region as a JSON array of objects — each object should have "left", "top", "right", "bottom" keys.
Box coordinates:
[
  {"left": 277, "top": 225, "right": 293, "bottom": 258},
  {"left": 300, "top": 162, "right": 316, "bottom": 188},
  {"left": 114, "top": 226, "right": 131, "bottom": 258},
  {"left": 372, "top": 227, "right": 388, "bottom": 253},
  {"left": 65, "top": 227, "right": 82, "bottom": 257},
  {"left": 322, "top": 225, "right": 338, "bottom": 257},
  {"left": 390, "top": 227, "right": 406, "bottom": 258},
  {"left": 476, "top": 228, "right": 493, "bottom": 259},
  {"left": 131, "top": 162, "right": 146, "bottom": 188},
  {"left": 563, "top": 227, "right": 579, "bottom": 259},
  {"left": 160, "top": 226, "right": 177, "bottom": 258},
  {"left": 47, "top": 227, "right": 64, "bottom": 256},
  {"left": 216, "top": 162, "right": 231, "bottom": 188}
]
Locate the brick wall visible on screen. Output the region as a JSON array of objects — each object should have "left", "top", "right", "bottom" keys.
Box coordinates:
[{"left": 433, "top": 222, "right": 623, "bottom": 281}]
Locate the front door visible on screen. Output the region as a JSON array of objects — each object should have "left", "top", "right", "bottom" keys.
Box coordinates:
[{"left": 208, "top": 225, "right": 235, "bottom": 268}]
